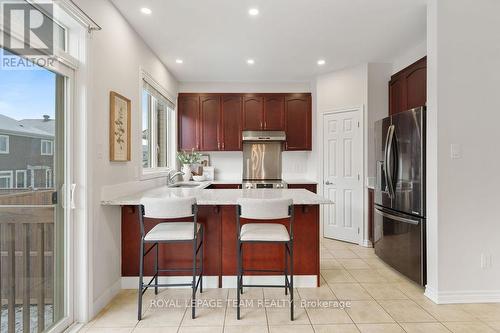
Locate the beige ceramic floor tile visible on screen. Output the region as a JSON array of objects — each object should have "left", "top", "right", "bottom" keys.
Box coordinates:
[
  {"left": 84, "top": 328, "right": 134, "bottom": 333},
  {"left": 378, "top": 300, "right": 436, "bottom": 323},
  {"left": 376, "top": 268, "right": 405, "bottom": 282},
  {"left": 135, "top": 307, "right": 187, "bottom": 328},
  {"left": 361, "top": 283, "right": 408, "bottom": 300},
  {"left": 332, "top": 249, "right": 361, "bottom": 259},
  {"left": 228, "top": 287, "right": 264, "bottom": 300},
  {"left": 356, "top": 323, "right": 405, "bottom": 333},
  {"left": 305, "top": 307, "right": 353, "bottom": 325},
  {"left": 224, "top": 302, "right": 268, "bottom": 326},
  {"left": 266, "top": 305, "right": 310, "bottom": 325},
  {"left": 345, "top": 301, "right": 394, "bottom": 324},
  {"left": 321, "top": 249, "right": 335, "bottom": 259},
  {"left": 461, "top": 303, "right": 500, "bottom": 321},
  {"left": 313, "top": 324, "right": 360, "bottom": 332},
  {"left": 297, "top": 284, "right": 337, "bottom": 300},
  {"left": 321, "top": 269, "right": 356, "bottom": 283},
  {"left": 420, "top": 304, "right": 478, "bottom": 322},
  {"left": 269, "top": 325, "right": 314, "bottom": 333},
  {"left": 178, "top": 327, "right": 223, "bottom": 333},
  {"left": 347, "top": 269, "right": 388, "bottom": 283},
  {"left": 362, "top": 258, "right": 390, "bottom": 270},
  {"left": 322, "top": 239, "right": 351, "bottom": 250},
  {"left": 443, "top": 321, "right": 496, "bottom": 333},
  {"left": 180, "top": 306, "right": 226, "bottom": 326},
  {"left": 400, "top": 323, "right": 451, "bottom": 333},
  {"left": 338, "top": 259, "right": 372, "bottom": 269},
  {"left": 224, "top": 326, "right": 269, "bottom": 333},
  {"left": 133, "top": 328, "right": 178, "bottom": 333},
  {"left": 329, "top": 283, "right": 373, "bottom": 301},
  {"left": 263, "top": 287, "right": 298, "bottom": 300},
  {"left": 321, "top": 259, "right": 344, "bottom": 269},
  {"left": 92, "top": 302, "right": 140, "bottom": 328},
  {"left": 486, "top": 322, "right": 500, "bottom": 332}
]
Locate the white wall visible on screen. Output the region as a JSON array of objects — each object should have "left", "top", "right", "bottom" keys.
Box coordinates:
[
  {"left": 314, "top": 63, "right": 391, "bottom": 244},
  {"left": 426, "top": 0, "right": 500, "bottom": 303},
  {"left": 391, "top": 39, "right": 427, "bottom": 74},
  {"left": 178, "top": 82, "right": 314, "bottom": 181},
  {"left": 74, "top": 0, "right": 178, "bottom": 316}
]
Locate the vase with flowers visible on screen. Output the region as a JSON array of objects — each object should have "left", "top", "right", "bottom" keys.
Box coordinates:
[{"left": 177, "top": 149, "right": 202, "bottom": 182}]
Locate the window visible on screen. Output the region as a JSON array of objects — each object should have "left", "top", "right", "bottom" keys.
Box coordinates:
[
  {"left": 0, "top": 135, "right": 9, "bottom": 153},
  {"left": 15, "top": 170, "right": 27, "bottom": 188},
  {"left": 41, "top": 139, "right": 54, "bottom": 155},
  {"left": 0, "top": 171, "right": 13, "bottom": 188},
  {"left": 142, "top": 80, "right": 175, "bottom": 172},
  {"left": 45, "top": 169, "right": 53, "bottom": 188}
]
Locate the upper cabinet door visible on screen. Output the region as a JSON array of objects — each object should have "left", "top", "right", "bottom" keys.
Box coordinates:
[
  {"left": 221, "top": 96, "right": 243, "bottom": 151},
  {"left": 389, "top": 56, "right": 426, "bottom": 115},
  {"left": 243, "top": 96, "right": 264, "bottom": 130},
  {"left": 405, "top": 60, "right": 427, "bottom": 110},
  {"left": 178, "top": 95, "right": 199, "bottom": 150},
  {"left": 199, "top": 96, "right": 221, "bottom": 151},
  {"left": 263, "top": 96, "right": 285, "bottom": 130},
  {"left": 285, "top": 95, "right": 312, "bottom": 151},
  {"left": 389, "top": 75, "right": 405, "bottom": 115}
]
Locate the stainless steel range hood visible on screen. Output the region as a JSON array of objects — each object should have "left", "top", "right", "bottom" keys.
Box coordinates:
[{"left": 242, "top": 130, "right": 286, "bottom": 141}]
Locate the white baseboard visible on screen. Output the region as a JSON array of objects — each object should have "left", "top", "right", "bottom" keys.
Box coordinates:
[
  {"left": 92, "top": 279, "right": 121, "bottom": 317},
  {"left": 360, "top": 239, "right": 373, "bottom": 248},
  {"left": 121, "top": 276, "right": 219, "bottom": 289},
  {"left": 221, "top": 275, "right": 317, "bottom": 288},
  {"left": 425, "top": 286, "right": 500, "bottom": 304}
]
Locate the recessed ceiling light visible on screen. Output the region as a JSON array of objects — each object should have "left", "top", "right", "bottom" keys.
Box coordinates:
[
  {"left": 175, "top": 59, "right": 183, "bottom": 64},
  {"left": 317, "top": 59, "right": 326, "bottom": 66},
  {"left": 140, "top": 7, "right": 152, "bottom": 15},
  {"left": 248, "top": 8, "right": 259, "bottom": 16},
  {"left": 247, "top": 59, "right": 255, "bottom": 65}
]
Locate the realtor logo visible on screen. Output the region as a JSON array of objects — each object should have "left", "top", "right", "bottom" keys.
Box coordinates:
[{"left": 1, "top": 0, "right": 55, "bottom": 69}]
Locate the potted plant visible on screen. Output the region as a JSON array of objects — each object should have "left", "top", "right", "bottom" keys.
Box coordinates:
[{"left": 177, "top": 149, "right": 202, "bottom": 182}]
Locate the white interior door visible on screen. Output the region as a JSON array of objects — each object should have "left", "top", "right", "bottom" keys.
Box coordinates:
[{"left": 322, "top": 109, "right": 363, "bottom": 243}]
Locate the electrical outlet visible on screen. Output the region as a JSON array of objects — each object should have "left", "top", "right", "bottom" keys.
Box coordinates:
[{"left": 481, "top": 253, "right": 493, "bottom": 269}]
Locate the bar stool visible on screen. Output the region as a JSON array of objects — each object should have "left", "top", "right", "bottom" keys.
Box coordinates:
[
  {"left": 137, "top": 196, "right": 203, "bottom": 320},
  {"left": 236, "top": 197, "right": 294, "bottom": 320}
]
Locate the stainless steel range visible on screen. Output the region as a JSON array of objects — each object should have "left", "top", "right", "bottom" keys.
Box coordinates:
[{"left": 241, "top": 131, "right": 287, "bottom": 189}]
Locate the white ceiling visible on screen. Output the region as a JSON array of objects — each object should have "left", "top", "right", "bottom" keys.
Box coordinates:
[{"left": 111, "top": 0, "right": 426, "bottom": 83}]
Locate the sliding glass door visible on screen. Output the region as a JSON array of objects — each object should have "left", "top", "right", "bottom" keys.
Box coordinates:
[{"left": 0, "top": 49, "right": 74, "bottom": 332}]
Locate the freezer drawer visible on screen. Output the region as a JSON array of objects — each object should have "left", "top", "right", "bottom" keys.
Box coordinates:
[{"left": 374, "top": 206, "right": 426, "bottom": 286}]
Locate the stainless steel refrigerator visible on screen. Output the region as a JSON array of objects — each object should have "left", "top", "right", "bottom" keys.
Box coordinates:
[{"left": 374, "top": 106, "right": 426, "bottom": 286}]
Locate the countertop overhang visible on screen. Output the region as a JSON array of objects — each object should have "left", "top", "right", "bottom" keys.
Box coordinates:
[{"left": 101, "top": 184, "right": 332, "bottom": 206}]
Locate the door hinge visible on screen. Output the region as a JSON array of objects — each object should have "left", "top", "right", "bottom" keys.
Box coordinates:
[
  {"left": 357, "top": 227, "right": 360, "bottom": 234},
  {"left": 357, "top": 121, "right": 360, "bottom": 128},
  {"left": 357, "top": 174, "right": 360, "bottom": 181}
]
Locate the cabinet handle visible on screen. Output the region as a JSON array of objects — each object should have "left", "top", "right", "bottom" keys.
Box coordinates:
[
  {"left": 222, "top": 142, "right": 225, "bottom": 150},
  {"left": 218, "top": 142, "right": 220, "bottom": 150},
  {"left": 264, "top": 121, "right": 267, "bottom": 129},
  {"left": 260, "top": 121, "right": 263, "bottom": 129}
]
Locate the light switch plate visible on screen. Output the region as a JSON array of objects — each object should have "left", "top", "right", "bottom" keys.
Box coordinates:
[{"left": 451, "top": 144, "right": 462, "bottom": 159}]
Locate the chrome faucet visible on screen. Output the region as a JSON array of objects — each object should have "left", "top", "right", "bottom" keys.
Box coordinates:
[{"left": 167, "top": 170, "right": 184, "bottom": 185}]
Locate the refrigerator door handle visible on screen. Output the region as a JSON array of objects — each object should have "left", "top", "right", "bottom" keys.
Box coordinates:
[
  {"left": 385, "top": 125, "right": 395, "bottom": 197},
  {"left": 383, "top": 125, "right": 391, "bottom": 195},
  {"left": 375, "top": 207, "right": 420, "bottom": 225}
]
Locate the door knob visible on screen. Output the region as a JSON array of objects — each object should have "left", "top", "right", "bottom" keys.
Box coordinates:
[{"left": 325, "top": 180, "right": 333, "bottom": 185}]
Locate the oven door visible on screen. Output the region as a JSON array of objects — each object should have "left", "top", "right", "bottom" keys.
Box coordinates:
[{"left": 374, "top": 205, "right": 425, "bottom": 285}]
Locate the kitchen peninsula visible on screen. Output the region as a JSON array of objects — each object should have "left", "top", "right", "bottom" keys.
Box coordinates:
[{"left": 102, "top": 184, "right": 332, "bottom": 288}]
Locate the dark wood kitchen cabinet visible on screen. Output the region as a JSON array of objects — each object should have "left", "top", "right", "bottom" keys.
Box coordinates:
[
  {"left": 243, "top": 96, "right": 264, "bottom": 130},
  {"left": 178, "top": 93, "right": 312, "bottom": 151},
  {"left": 221, "top": 96, "right": 243, "bottom": 151},
  {"left": 389, "top": 56, "right": 427, "bottom": 115},
  {"left": 178, "top": 95, "right": 200, "bottom": 150},
  {"left": 199, "top": 96, "right": 221, "bottom": 151},
  {"left": 285, "top": 95, "right": 312, "bottom": 150},
  {"left": 263, "top": 96, "right": 285, "bottom": 130}
]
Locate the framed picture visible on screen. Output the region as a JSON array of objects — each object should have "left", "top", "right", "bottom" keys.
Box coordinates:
[{"left": 109, "top": 91, "right": 131, "bottom": 161}]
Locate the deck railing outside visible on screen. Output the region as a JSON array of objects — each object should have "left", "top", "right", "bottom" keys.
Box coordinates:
[{"left": 0, "top": 189, "right": 55, "bottom": 333}]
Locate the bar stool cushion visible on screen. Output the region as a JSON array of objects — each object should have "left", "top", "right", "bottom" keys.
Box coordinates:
[
  {"left": 141, "top": 196, "right": 196, "bottom": 219},
  {"left": 240, "top": 223, "right": 290, "bottom": 242},
  {"left": 237, "top": 198, "right": 293, "bottom": 220},
  {"left": 145, "top": 222, "right": 200, "bottom": 241}
]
